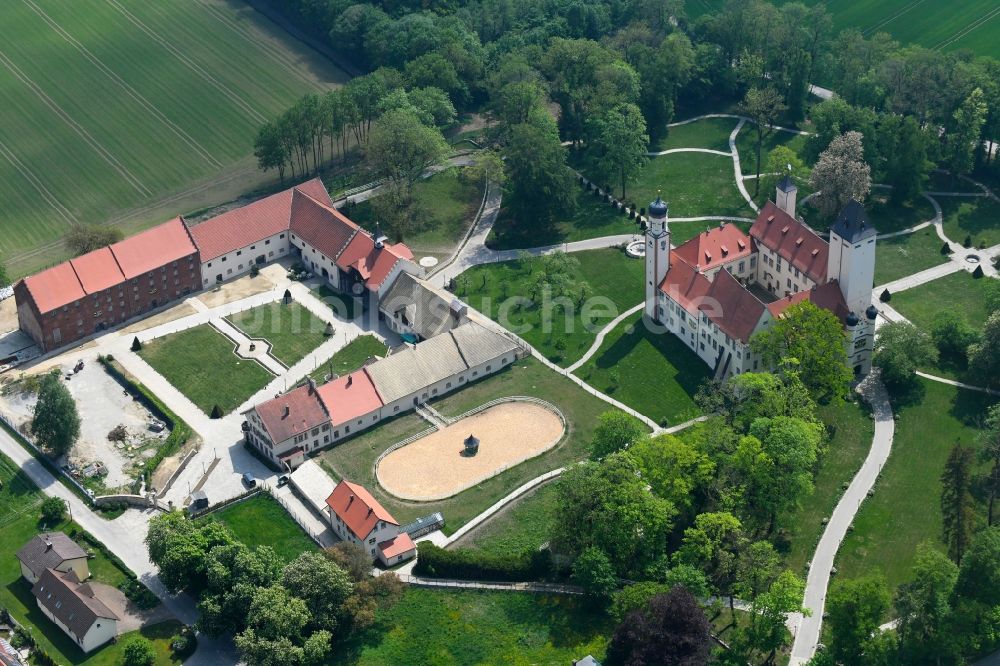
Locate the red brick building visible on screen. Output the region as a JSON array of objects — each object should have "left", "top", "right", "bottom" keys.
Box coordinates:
[{"left": 15, "top": 218, "right": 200, "bottom": 351}]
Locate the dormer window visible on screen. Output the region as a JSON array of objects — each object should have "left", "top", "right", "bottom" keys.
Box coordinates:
[{"left": 781, "top": 225, "right": 789, "bottom": 234}]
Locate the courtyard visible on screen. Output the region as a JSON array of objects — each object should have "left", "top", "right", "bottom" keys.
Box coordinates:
[{"left": 227, "top": 300, "right": 329, "bottom": 368}]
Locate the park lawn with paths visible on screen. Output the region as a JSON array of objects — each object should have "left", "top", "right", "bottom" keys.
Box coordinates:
[
  {"left": 628, "top": 152, "right": 753, "bottom": 219},
  {"left": 228, "top": 301, "right": 328, "bottom": 367},
  {"left": 875, "top": 229, "right": 951, "bottom": 286},
  {"left": 836, "top": 379, "right": 998, "bottom": 590},
  {"left": 890, "top": 270, "right": 996, "bottom": 331},
  {"left": 939, "top": 196, "right": 1000, "bottom": 248},
  {"left": 0, "top": 452, "right": 183, "bottom": 665},
  {"left": 686, "top": 0, "right": 1000, "bottom": 60},
  {"left": 487, "top": 193, "right": 640, "bottom": 251},
  {"left": 460, "top": 482, "right": 558, "bottom": 557},
  {"left": 310, "top": 334, "right": 388, "bottom": 383},
  {"left": 198, "top": 493, "right": 316, "bottom": 563},
  {"left": 0, "top": 0, "right": 348, "bottom": 279},
  {"left": 341, "top": 167, "right": 484, "bottom": 259},
  {"left": 779, "top": 398, "right": 874, "bottom": 575},
  {"left": 576, "top": 312, "right": 710, "bottom": 427},
  {"left": 866, "top": 192, "right": 936, "bottom": 235},
  {"left": 320, "top": 358, "right": 642, "bottom": 532},
  {"left": 927, "top": 171, "right": 983, "bottom": 193},
  {"left": 331, "top": 587, "right": 611, "bottom": 665},
  {"left": 455, "top": 248, "right": 645, "bottom": 366},
  {"left": 735, "top": 125, "right": 810, "bottom": 177},
  {"left": 654, "top": 116, "right": 738, "bottom": 152},
  {"left": 138, "top": 324, "right": 274, "bottom": 415}
]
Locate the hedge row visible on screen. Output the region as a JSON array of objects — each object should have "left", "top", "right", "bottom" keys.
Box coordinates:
[
  {"left": 413, "top": 542, "right": 552, "bottom": 582},
  {"left": 98, "top": 355, "right": 192, "bottom": 493}
]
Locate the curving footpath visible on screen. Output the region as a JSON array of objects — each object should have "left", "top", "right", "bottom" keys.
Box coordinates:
[{"left": 789, "top": 372, "right": 895, "bottom": 665}]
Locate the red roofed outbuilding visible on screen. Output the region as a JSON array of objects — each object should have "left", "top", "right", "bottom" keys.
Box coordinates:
[{"left": 326, "top": 479, "right": 416, "bottom": 565}]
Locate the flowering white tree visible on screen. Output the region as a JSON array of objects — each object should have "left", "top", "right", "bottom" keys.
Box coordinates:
[{"left": 809, "top": 131, "right": 871, "bottom": 219}]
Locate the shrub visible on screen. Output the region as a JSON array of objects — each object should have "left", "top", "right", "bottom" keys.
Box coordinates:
[
  {"left": 40, "top": 496, "right": 66, "bottom": 524},
  {"left": 121, "top": 636, "right": 156, "bottom": 666},
  {"left": 941, "top": 242, "right": 953, "bottom": 255},
  {"left": 131, "top": 336, "right": 142, "bottom": 352},
  {"left": 964, "top": 234, "right": 972, "bottom": 248},
  {"left": 210, "top": 405, "right": 223, "bottom": 419},
  {"left": 250, "top": 263, "right": 260, "bottom": 278},
  {"left": 880, "top": 288, "right": 891, "bottom": 303},
  {"left": 413, "top": 543, "right": 552, "bottom": 581},
  {"left": 171, "top": 629, "right": 197, "bottom": 660},
  {"left": 119, "top": 578, "right": 159, "bottom": 610},
  {"left": 973, "top": 265, "right": 984, "bottom": 278}
]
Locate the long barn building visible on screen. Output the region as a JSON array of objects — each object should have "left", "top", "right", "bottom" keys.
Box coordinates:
[{"left": 14, "top": 178, "right": 420, "bottom": 352}]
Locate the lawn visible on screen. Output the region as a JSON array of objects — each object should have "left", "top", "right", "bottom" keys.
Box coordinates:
[
  {"left": 138, "top": 324, "right": 274, "bottom": 415},
  {"left": 310, "top": 335, "right": 388, "bottom": 383},
  {"left": 875, "top": 229, "right": 951, "bottom": 286},
  {"left": 576, "top": 312, "right": 711, "bottom": 427},
  {"left": 735, "top": 125, "right": 810, "bottom": 178},
  {"left": 867, "top": 193, "right": 936, "bottom": 235},
  {"left": 629, "top": 152, "right": 753, "bottom": 219},
  {"left": 487, "top": 192, "right": 640, "bottom": 251},
  {"left": 320, "top": 358, "right": 642, "bottom": 532},
  {"left": 330, "top": 587, "right": 612, "bottom": 665},
  {"left": 686, "top": 0, "right": 1000, "bottom": 61},
  {"left": 655, "top": 117, "right": 737, "bottom": 152},
  {"left": 198, "top": 493, "right": 316, "bottom": 563},
  {"left": 836, "top": 379, "right": 998, "bottom": 589},
  {"left": 311, "top": 284, "right": 362, "bottom": 321},
  {"left": 0, "top": 452, "right": 184, "bottom": 665},
  {"left": 939, "top": 196, "right": 1000, "bottom": 248},
  {"left": 0, "top": 0, "right": 348, "bottom": 278},
  {"left": 779, "top": 399, "right": 874, "bottom": 575},
  {"left": 460, "top": 482, "right": 558, "bottom": 557},
  {"left": 454, "top": 248, "right": 646, "bottom": 366},
  {"left": 228, "top": 301, "right": 328, "bottom": 367},
  {"left": 890, "top": 270, "right": 996, "bottom": 331},
  {"left": 340, "top": 167, "right": 484, "bottom": 259}
]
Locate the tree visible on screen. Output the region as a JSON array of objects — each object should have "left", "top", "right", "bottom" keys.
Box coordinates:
[
  {"left": 121, "top": 636, "right": 157, "bottom": 666},
  {"left": 40, "top": 496, "right": 66, "bottom": 524},
  {"left": 586, "top": 103, "right": 648, "bottom": 200},
  {"left": 955, "top": 527, "right": 1000, "bottom": 607},
  {"left": 325, "top": 542, "right": 372, "bottom": 582},
  {"left": 551, "top": 453, "right": 675, "bottom": 578},
  {"left": 145, "top": 512, "right": 236, "bottom": 594},
  {"left": 504, "top": 110, "right": 577, "bottom": 228},
  {"left": 572, "top": 546, "right": 618, "bottom": 598},
  {"left": 31, "top": 372, "right": 80, "bottom": 456},
  {"left": 131, "top": 337, "right": 142, "bottom": 352},
  {"left": 941, "top": 443, "right": 977, "bottom": 563},
  {"left": 365, "top": 108, "right": 448, "bottom": 206},
  {"left": 606, "top": 586, "right": 712, "bottom": 666},
  {"left": 197, "top": 542, "right": 283, "bottom": 637},
  {"left": 675, "top": 511, "right": 744, "bottom": 607},
  {"left": 702, "top": 370, "right": 818, "bottom": 433},
  {"left": 873, "top": 321, "right": 938, "bottom": 394},
  {"left": 809, "top": 131, "right": 872, "bottom": 220},
  {"left": 626, "top": 433, "right": 715, "bottom": 513},
  {"left": 881, "top": 115, "right": 931, "bottom": 203},
  {"left": 408, "top": 87, "right": 457, "bottom": 127},
  {"left": 826, "top": 575, "right": 892, "bottom": 665},
  {"left": 734, "top": 541, "right": 780, "bottom": 605},
  {"left": 945, "top": 88, "right": 987, "bottom": 182},
  {"left": 979, "top": 405, "right": 1000, "bottom": 526},
  {"left": 64, "top": 224, "right": 123, "bottom": 256},
  {"left": 931, "top": 311, "right": 979, "bottom": 362},
  {"left": 968, "top": 312, "right": 1000, "bottom": 388},
  {"left": 281, "top": 552, "right": 353, "bottom": 634},
  {"left": 740, "top": 87, "right": 787, "bottom": 195},
  {"left": 590, "top": 410, "right": 645, "bottom": 459},
  {"left": 761, "top": 145, "right": 808, "bottom": 203},
  {"left": 254, "top": 120, "right": 289, "bottom": 184},
  {"left": 735, "top": 570, "right": 806, "bottom": 664},
  {"left": 894, "top": 544, "right": 960, "bottom": 665},
  {"left": 235, "top": 585, "right": 331, "bottom": 666},
  {"left": 750, "top": 301, "right": 852, "bottom": 402}
]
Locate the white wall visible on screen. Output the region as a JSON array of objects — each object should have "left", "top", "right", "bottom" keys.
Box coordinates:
[{"left": 200, "top": 232, "right": 290, "bottom": 286}]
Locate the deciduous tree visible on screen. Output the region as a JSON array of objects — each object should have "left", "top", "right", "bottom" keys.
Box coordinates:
[
  {"left": 31, "top": 371, "right": 80, "bottom": 456},
  {"left": 590, "top": 410, "right": 645, "bottom": 460},
  {"left": 64, "top": 224, "right": 123, "bottom": 257},
  {"left": 606, "top": 586, "right": 712, "bottom": 666},
  {"left": 873, "top": 321, "right": 938, "bottom": 394},
  {"left": 968, "top": 312, "right": 1000, "bottom": 388},
  {"left": 365, "top": 108, "right": 449, "bottom": 206},
  {"left": 585, "top": 102, "right": 648, "bottom": 200},
  {"left": 826, "top": 575, "right": 892, "bottom": 665},
  {"left": 626, "top": 433, "right": 714, "bottom": 513},
  {"left": 941, "top": 442, "right": 977, "bottom": 563},
  {"left": 894, "top": 544, "right": 960, "bottom": 665},
  {"left": 740, "top": 87, "right": 787, "bottom": 195},
  {"left": 809, "top": 131, "right": 872, "bottom": 220},
  {"left": 504, "top": 110, "right": 577, "bottom": 228}
]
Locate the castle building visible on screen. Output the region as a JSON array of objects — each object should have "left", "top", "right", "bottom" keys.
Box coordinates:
[{"left": 645, "top": 177, "right": 877, "bottom": 379}]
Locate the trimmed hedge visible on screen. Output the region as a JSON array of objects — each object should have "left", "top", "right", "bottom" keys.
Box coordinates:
[
  {"left": 98, "top": 355, "right": 192, "bottom": 493},
  {"left": 413, "top": 542, "right": 552, "bottom": 582}
]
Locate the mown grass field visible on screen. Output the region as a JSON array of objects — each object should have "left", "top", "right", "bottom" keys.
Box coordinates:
[
  {"left": 487, "top": 193, "right": 640, "bottom": 251},
  {"left": 875, "top": 228, "right": 950, "bottom": 285},
  {"left": 0, "top": 0, "right": 349, "bottom": 278},
  {"left": 836, "top": 380, "right": 998, "bottom": 589},
  {"left": 198, "top": 493, "right": 316, "bottom": 563},
  {"left": 686, "top": 0, "right": 1000, "bottom": 60},
  {"left": 310, "top": 334, "right": 387, "bottom": 383},
  {"left": 939, "top": 196, "right": 1000, "bottom": 248},
  {"left": 460, "top": 482, "right": 559, "bottom": 557},
  {"left": 656, "top": 116, "right": 738, "bottom": 152},
  {"left": 890, "top": 270, "right": 996, "bottom": 331},
  {"left": 228, "top": 301, "right": 329, "bottom": 367},
  {"left": 138, "top": 324, "right": 274, "bottom": 415}
]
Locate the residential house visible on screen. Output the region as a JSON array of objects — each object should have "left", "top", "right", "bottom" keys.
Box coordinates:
[
  {"left": 16, "top": 532, "right": 89, "bottom": 585},
  {"left": 31, "top": 569, "right": 118, "bottom": 653},
  {"left": 325, "top": 480, "right": 416, "bottom": 565}
]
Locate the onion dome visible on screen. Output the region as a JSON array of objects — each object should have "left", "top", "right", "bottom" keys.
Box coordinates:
[
  {"left": 866, "top": 304, "right": 878, "bottom": 321},
  {"left": 649, "top": 194, "right": 668, "bottom": 219},
  {"left": 846, "top": 311, "right": 859, "bottom": 327}
]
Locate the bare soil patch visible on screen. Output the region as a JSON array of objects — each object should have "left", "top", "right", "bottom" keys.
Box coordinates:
[{"left": 376, "top": 401, "right": 564, "bottom": 501}]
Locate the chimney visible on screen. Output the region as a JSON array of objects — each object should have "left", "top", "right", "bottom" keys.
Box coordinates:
[
  {"left": 348, "top": 494, "right": 354, "bottom": 506},
  {"left": 307, "top": 378, "right": 316, "bottom": 393},
  {"left": 44, "top": 537, "right": 52, "bottom": 551},
  {"left": 346, "top": 374, "right": 353, "bottom": 387}
]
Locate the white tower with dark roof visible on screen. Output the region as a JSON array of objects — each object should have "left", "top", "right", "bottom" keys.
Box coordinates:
[
  {"left": 645, "top": 194, "right": 670, "bottom": 320},
  {"left": 828, "top": 199, "right": 877, "bottom": 317},
  {"left": 776, "top": 174, "right": 797, "bottom": 218}
]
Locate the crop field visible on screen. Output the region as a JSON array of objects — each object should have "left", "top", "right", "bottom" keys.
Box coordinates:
[
  {"left": 0, "top": 0, "right": 349, "bottom": 278},
  {"left": 686, "top": 0, "right": 1000, "bottom": 60}
]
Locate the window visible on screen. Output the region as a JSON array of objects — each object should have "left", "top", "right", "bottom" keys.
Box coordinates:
[
  {"left": 787, "top": 278, "right": 792, "bottom": 288},
  {"left": 700, "top": 342, "right": 705, "bottom": 350},
  {"left": 222, "top": 256, "right": 227, "bottom": 262},
  {"left": 280, "top": 233, "right": 285, "bottom": 239},
  {"left": 369, "top": 537, "right": 376, "bottom": 544},
  {"left": 738, "top": 261, "right": 745, "bottom": 272},
  {"left": 237, "top": 250, "right": 242, "bottom": 256},
  {"left": 265, "top": 239, "right": 271, "bottom": 245}
]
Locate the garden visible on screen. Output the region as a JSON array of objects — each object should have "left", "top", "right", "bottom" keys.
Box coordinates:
[
  {"left": 228, "top": 301, "right": 329, "bottom": 367},
  {"left": 196, "top": 492, "right": 316, "bottom": 564},
  {"left": 137, "top": 324, "right": 274, "bottom": 415}
]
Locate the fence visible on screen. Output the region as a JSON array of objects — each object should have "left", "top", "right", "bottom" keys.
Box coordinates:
[
  {"left": 395, "top": 573, "right": 583, "bottom": 595},
  {"left": 272, "top": 491, "right": 330, "bottom": 549},
  {"left": 188, "top": 486, "right": 261, "bottom": 520}
]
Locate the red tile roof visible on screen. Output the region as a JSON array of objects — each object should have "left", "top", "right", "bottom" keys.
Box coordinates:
[
  {"left": 659, "top": 252, "right": 712, "bottom": 314},
  {"left": 316, "top": 368, "right": 384, "bottom": 427},
  {"left": 254, "top": 383, "right": 329, "bottom": 445},
  {"left": 326, "top": 480, "right": 398, "bottom": 541},
  {"left": 110, "top": 217, "right": 197, "bottom": 279},
  {"left": 336, "top": 233, "right": 412, "bottom": 291},
  {"left": 767, "top": 280, "right": 850, "bottom": 324},
  {"left": 749, "top": 202, "right": 828, "bottom": 283},
  {"left": 674, "top": 222, "right": 753, "bottom": 273},
  {"left": 700, "top": 269, "right": 767, "bottom": 343},
  {"left": 288, "top": 189, "right": 360, "bottom": 261},
  {"left": 189, "top": 178, "right": 331, "bottom": 261},
  {"left": 22, "top": 262, "right": 86, "bottom": 314},
  {"left": 69, "top": 248, "right": 124, "bottom": 294},
  {"left": 378, "top": 532, "right": 416, "bottom": 559}
]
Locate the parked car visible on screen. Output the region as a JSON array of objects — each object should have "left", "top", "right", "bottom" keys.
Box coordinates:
[
  {"left": 242, "top": 473, "right": 256, "bottom": 488},
  {"left": 277, "top": 475, "right": 290, "bottom": 488}
]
